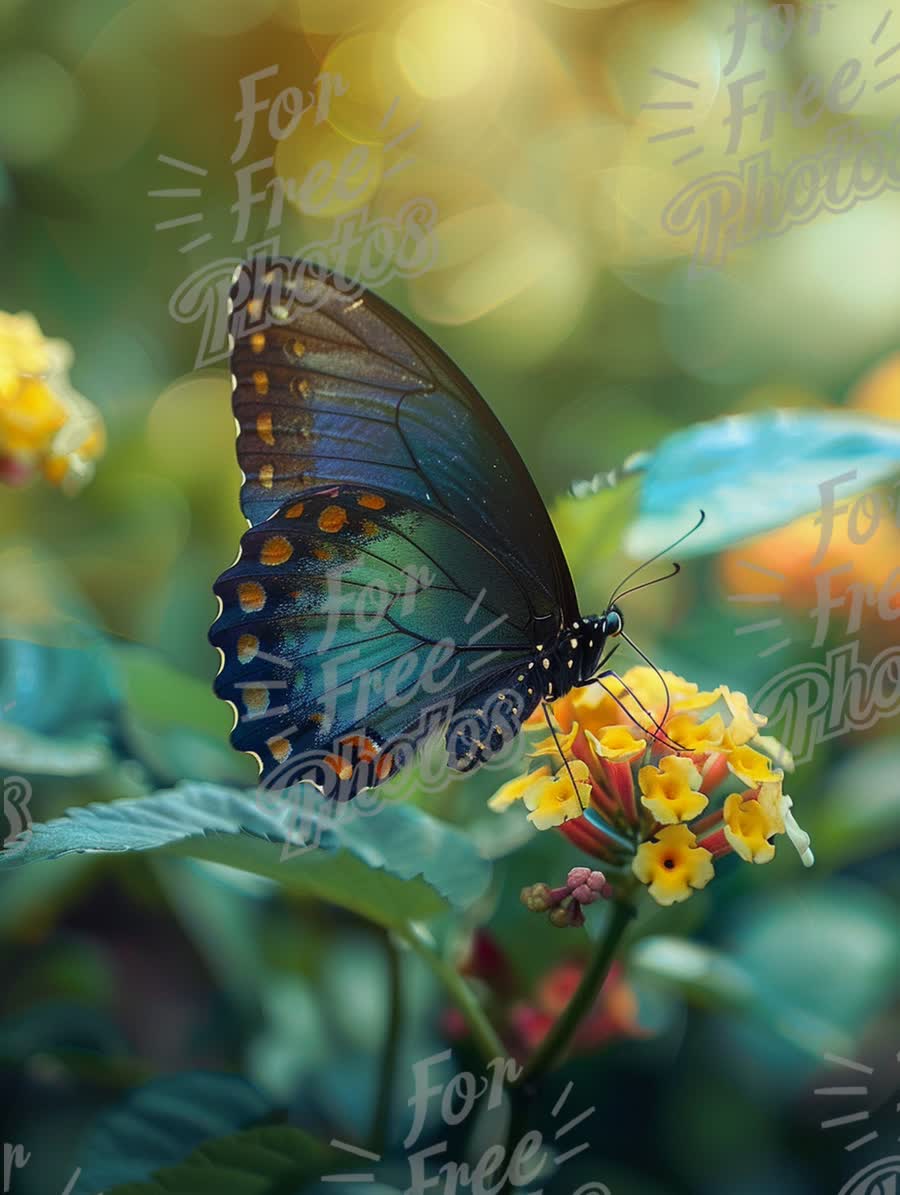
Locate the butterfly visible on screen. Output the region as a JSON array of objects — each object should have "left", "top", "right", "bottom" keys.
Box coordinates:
[{"left": 209, "top": 257, "right": 650, "bottom": 801}]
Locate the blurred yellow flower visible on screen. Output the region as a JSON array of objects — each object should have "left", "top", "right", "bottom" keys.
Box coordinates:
[
  {"left": 632, "top": 825, "right": 714, "bottom": 907},
  {"left": 0, "top": 312, "right": 104, "bottom": 492}
]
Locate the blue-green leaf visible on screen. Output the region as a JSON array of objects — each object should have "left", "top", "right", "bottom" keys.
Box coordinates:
[
  {"left": 74, "top": 1072, "right": 272, "bottom": 1195},
  {"left": 624, "top": 409, "right": 900, "bottom": 557},
  {"left": 0, "top": 782, "right": 491, "bottom": 925}
]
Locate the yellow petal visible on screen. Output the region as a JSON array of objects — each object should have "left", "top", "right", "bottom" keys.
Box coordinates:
[
  {"left": 723, "top": 792, "right": 776, "bottom": 864},
  {"left": 530, "top": 721, "right": 580, "bottom": 760},
  {"left": 488, "top": 766, "right": 551, "bottom": 812},
  {"left": 638, "top": 755, "right": 707, "bottom": 825},
  {"left": 588, "top": 724, "right": 647, "bottom": 762},
  {"left": 632, "top": 824, "right": 714, "bottom": 906},
  {"left": 665, "top": 712, "right": 726, "bottom": 754},
  {"left": 524, "top": 759, "right": 591, "bottom": 830},
  {"left": 726, "top": 743, "right": 782, "bottom": 786}
]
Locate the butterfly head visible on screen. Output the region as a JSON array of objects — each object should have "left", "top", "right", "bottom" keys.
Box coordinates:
[{"left": 600, "top": 604, "right": 624, "bottom": 639}]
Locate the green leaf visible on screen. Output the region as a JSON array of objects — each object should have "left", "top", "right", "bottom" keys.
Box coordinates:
[
  {"left": 106, "top": 1125, "right": 336, "bottom": 1195},
  {"left": 0, "top": 782, "right": 491, "bottom": 926},
  {"left": 74, "top": 1072, "right": 272, "bottom": 1195},
  {"left": 116, "top": 645, "right": 232, "bottom": 740},
  {"left": 809, "top": 739, "right": 900, "bottom": 869},
  {"left": 630, "top": 936, "right": 758, "bottom": 1013}
]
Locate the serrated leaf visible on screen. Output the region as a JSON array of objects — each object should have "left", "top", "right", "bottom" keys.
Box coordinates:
[
  {"left": 0, "top": 782, "right": 491, "bottom": 925},
  {"left": 106, "top": 1125, "right": 336, "bottom": 1195},
  {"left": 74, "top": 1072, "right": 273, "bottom": 1195}
]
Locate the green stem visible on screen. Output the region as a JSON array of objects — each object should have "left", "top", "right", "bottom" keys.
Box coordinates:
[
  {"left": 513, "top": 898, "right": 636, "bottom": 1087},
  {"left": 369, "top": 930, "right": 403, "bottom": 1154},
  {"left": 398, "top": 921, "right": 505, "bottom": 1067}
]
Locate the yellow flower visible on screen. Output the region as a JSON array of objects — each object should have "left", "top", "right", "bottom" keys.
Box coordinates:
[
  {"left": 632, "top": 825, "right": 715, "bottom": 906},
  {"left": 564, "top": 683, "right": 624, "bottom": 736},
  {"left": 671, "top": 686, "right": 723, "bottom": 714},
  {"left": 0, "top": 311, "right": 103, "bottom": 492},
  {"left": 726, "top": 743, "right": 782, "bottom": 786},
  {"left": 665, "top": 712, "right": 726, "bottom": 753},
  {"left": 723, "top": 792, "right": 777, "bottom": 864},
  {"left": 488, "top": 766, "right": 551, "bottom": 812},
  {"left": 530, "top": 722, "right": 580, "bottom": 761},
  {"left": 721, "top": 687, "right": 767, "bottom": 747},
  {"left": 588, "top": 724, "right": 647, "bottom": 762},
  {"left": 638, "top": 755, "right": 707, "bottom": 825},
  {"left": 523, "top": 760, "right": 592, "bottom": 830}
]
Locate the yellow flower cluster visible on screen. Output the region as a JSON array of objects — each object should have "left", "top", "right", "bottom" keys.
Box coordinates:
[
  {"left": 490, "top": 667, "right": 813, "bottom": 907},
  {"left": 0, "top": 312, "right": 104, "bottom": 492}
]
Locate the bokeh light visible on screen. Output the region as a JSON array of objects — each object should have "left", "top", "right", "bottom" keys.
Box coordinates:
[{"left": 0, "top": 52, "right": 80, "bottom": 167}]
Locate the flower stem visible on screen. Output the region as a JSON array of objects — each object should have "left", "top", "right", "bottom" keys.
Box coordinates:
[
  {"left": 513, "top": 897, "right": 636, "bottom": 1087},
  {"left": 398, "top": 921, "right": 505, "bottom": 1067},
  {"left": 369, "top": 929, "right": 403, "bottom": 1154}
]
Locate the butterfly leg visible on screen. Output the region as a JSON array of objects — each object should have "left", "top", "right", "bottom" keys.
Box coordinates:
[
  {"left": 446, "top": 683, "right": 534, "bottom": 773},
  {"left": 540, "top": 700, "right": 587, "bottom": 813}
]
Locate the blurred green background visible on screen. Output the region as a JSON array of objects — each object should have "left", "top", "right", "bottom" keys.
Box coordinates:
[{"left": 1, "top": 0, "right": 899, "bottom": 1191}]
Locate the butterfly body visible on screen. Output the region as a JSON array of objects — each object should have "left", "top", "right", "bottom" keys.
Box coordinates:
[{"left": 210, "top": 258, "right": 625, "bottom": 799}]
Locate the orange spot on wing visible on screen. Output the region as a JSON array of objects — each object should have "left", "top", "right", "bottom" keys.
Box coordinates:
[
  {"left": 285, "top": 502, "right": 305, "bottom": 518},
  {"left": 361, "top": 519, "right": 378, "bottom": 537},
  {"left": 238, "top": 581, "right": 266, "bottom": 612},
  {"left": 243, "top": 685, "right": 270, "bottom": 714},
  {"left": 358, "top": 493, "right": 386, "bottom": 510},
  {"left": 250, "top": 332, "right": 266, "bottom": 353},
  {"left": 340, "top": 735, "right": 379, "bottom": 762},
  {"left": 294, "top": 378, "right": 311, "bottom": 397},
  {"left": 247, "top": 298, "right": 263, "bottom": 320},
  {"left": 312, "top": 545, "right": 333, "bottom": 561},
  {"left": 268, "top": 736, "right": 292, "bottom": 763},
  {"left": 257, "top": 412, "right": 275, "bottom": 445},
  {"left": 292, "top": 339, "right": 306, "bottom": 358},
  {"left": 237, "top": 634, "right": 259, "bottom": 664},
  {"left": 252, "top": 370, "right": 269, "bottom": 396},
  {"left": 260, "top": 535, "right": 293, "bottom": 566},
  {"left": 318, "top": 505, "right": 348, "bottom": 533},
  {"left": 324, "top": 754, "right": 353, "bottom": 781},
  {"left": 259, "top": 464, "right": 274, "bottom": 489}
]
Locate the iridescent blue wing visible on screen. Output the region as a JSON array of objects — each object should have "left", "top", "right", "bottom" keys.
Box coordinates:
[
  {"left": 209, "top": 485, "right": 542, "bottom": 794},
  {"left": 228, "top": 257, "right": 577, "bottom": 636}
]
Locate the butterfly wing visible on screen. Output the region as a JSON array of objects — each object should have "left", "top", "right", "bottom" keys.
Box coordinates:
[
  {"left": 209, "top": 485, "right": 542, "bottom": 794},
  {"left": 229, "top": 257, "right": 577, "bottom": 635}
]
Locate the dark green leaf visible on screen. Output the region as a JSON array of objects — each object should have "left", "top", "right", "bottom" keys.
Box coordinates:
[{"left": 74, "top": 1072, "right": 272, "bottom": 1195}]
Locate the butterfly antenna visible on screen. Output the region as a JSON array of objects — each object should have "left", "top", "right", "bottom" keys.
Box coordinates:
[
  {"left": 609, "top": 510, "right": 705, "bottom": 605},
  {"left": 613, "top": 561, "right": 681, "bottom": 603},
  {"left": 541, "top": 701, "right": 586, "bottom": 813},
  {"left": 620, "top": 631, "right": 679, "bottom": 743}
]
